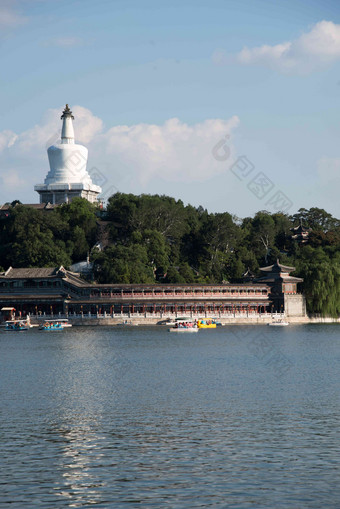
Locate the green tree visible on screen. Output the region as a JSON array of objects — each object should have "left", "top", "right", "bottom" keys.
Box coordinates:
[
  {"left": 291, "top": 207, "right": 339, "bottom": 231},
  {"left": 295, "top": 246, "right": 340, "bottom": 316},
  {"left": 58, "top": 197, "right": 97, "bottom": 245},
  {"left": 92, "top": 244, "right": 154, "bottom": 283}
]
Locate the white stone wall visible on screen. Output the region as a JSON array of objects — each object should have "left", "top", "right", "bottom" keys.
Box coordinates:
[{"left": 284, "top": 294, "right": 307, "bottom": 317}]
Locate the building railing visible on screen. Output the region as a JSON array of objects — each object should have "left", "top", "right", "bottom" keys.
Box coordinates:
[
  {"left": 27, "top": 311, "right": 283, "bottom": 320},
  {"left": 0, "top": 290, "right": 269, "bottom": 300},
  {"left": 88, "top": 293, "right": 269, "bottom": 300}
]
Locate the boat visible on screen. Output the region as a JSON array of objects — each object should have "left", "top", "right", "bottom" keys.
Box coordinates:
[
  {"left": 118, "top": 321, "right": 138, "bottom": 326},
  {"left": 197, "top": 319, "right": 217, "bottom": 329},
  {"left": 168, "top": 320, "right": 199, "bottom": 333},
  {"left": 38, "top": 319, "right": 72, "bottom": 330},
  {"left": 268, "top": 318, "right": 289, "bottom": 327},
  {"left": 4, "top": 320, "right": 29, "bottom": 331},
  {"left": 166, "top": 317, "right": 191, "bottom": 326},
  {"left": 54, "top": 319, "right": 72, "bottom": 327},
  {"left": 39, "top": 321, "right": 64, "bottom": 331}
]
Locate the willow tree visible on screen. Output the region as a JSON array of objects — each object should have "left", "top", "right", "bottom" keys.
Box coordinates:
[{"left": 296, "top": 246, "right": 340, "bottom": 316}]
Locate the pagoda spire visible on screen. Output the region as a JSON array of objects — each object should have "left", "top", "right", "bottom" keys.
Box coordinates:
[
  {"left": 60, "top": 104, "right": 75, "bottom": 144},
  {"left": 61, "top": 104, "right": 74, "bottom": 120}
]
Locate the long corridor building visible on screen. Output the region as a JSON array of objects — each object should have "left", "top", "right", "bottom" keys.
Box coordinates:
[{"left": 0, "top": 261, "right": 305, "bottom": 318}]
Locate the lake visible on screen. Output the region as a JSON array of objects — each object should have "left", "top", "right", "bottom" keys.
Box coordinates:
[{"left": 1, "top": 324, "right": 340, "bottom": 508}]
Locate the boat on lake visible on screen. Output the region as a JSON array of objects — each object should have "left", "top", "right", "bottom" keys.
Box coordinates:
[
  {"left": 268, "top": 318, "right": 289, "bottom": 327},
  {"left": 54, "top": 319, "right": 72, "bottom": 327},
  {"left": 168, "top": 320, "right": 199, "bottom": 333},
  {"left": 39, "top": 321, "right": 64, "bottom": 331},
  {"left": 197, "top": 319, "right": 220, "bottom": 329},
  {"left": 38, "top": 319, "right": 72, "bottom": 330},
  {"left": 4, "top": 320, "right": 30, "bottom": 331},
  {"left": 166, "top": 317, "right": 191, "bottom": 326}
]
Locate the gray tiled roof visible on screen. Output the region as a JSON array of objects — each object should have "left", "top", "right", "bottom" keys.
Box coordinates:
[
  {"left": 260, "top": 260, "right": 296, "bottom": 273},
  {"left": 0, "top": 266, "right": 88, "bottom": 287},
  {"left": 1, "top": 267, "right": 58, "bottom": 278}
]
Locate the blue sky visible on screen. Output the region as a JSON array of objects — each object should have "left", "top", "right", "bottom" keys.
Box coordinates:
[{"left": 1, "top": 0, "right": 340, "bottom": 218}]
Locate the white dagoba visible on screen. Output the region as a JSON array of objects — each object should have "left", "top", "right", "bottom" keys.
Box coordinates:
[{"left": 35, "top": 104, "right": 101, "bottom": 204}]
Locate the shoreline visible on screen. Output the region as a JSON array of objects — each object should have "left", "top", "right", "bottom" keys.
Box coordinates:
[{"left": 23, "top": 315, "right": 340, "bottom": 326}]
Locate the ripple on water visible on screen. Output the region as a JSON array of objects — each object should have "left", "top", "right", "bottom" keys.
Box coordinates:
[{"left": 1, "top": 325, "right": 340, "bottom": 507}]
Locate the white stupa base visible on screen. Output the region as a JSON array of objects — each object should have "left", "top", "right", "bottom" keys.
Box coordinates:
[{"left": 34, "top": 183, "right": 101, "bottom": 205}]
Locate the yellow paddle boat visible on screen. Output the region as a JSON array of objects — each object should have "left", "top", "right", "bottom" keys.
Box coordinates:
[{"left": 197, "top": 319, "right": 217, "bottom": 329}]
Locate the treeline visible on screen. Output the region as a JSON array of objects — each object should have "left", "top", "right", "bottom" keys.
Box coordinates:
[
  {"left": 0, "top": 194, "right": 339, "bottom": 315},
  {"left": 0, "top": 199, "right": 97, "bottom": 268}
]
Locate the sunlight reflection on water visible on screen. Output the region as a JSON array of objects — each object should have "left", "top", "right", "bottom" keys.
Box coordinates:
[{"left": 1, "top": 324, "right": 340, "bottom": 507}]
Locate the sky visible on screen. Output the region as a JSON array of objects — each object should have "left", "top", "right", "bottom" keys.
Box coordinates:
[{"left": 1, "top": 0, "right": 340, "bottom": 219}]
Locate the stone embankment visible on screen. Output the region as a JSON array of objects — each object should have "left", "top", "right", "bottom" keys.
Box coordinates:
[{"left": 26, "top": 313, "right": 340, "bottom": 326}]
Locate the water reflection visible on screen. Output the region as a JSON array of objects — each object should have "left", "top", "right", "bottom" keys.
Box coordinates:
[
  {"left": 1, "top": 325, "right": 340, "bottom": 507},
  {"left": 38, "top": 329, "right": 128, "bottom": 506},
  {"left": 50, "top": 423, "right": 107, "bottom": 507}
]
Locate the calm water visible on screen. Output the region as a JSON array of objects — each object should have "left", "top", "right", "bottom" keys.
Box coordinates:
[{"left": 1, "top": 324, "right": 340, "bottom": 508}]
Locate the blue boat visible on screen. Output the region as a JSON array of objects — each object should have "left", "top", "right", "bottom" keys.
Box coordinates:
[
  {"left": 4, "top": 320, "right": 29, "bottom": 331},
  {"left": 39, "top": 321, "right": 64, "bottom": 331}
]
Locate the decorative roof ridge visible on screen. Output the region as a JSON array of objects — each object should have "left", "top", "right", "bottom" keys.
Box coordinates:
[{"left": 260, "top": 259, "right": 296, "bottom": 273}]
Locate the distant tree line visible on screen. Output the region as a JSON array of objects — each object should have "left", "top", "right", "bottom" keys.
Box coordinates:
[{"left": 0, "top": 195, "right": 339, "bottom": 316}]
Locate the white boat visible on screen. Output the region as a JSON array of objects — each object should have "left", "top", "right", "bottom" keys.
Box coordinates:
[
  {"left": 166, "top": 317, "right": 191, "bottom": 326},
  {"left": 268, "top": 319, "right": 289, "bottom": 327},
  {"left": 169, "top": 326, "right": 198, "bottom": 333},
  {"left": 55, "top": 319, "right": 72, "bottom": 327},
  {"left": 168, "top": 320, "right": 199, "bottom": 333}
]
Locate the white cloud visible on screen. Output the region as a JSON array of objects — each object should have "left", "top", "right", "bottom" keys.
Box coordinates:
[
  {"left": 44, "top": 37, "right": 85, "bottom": 48},
  {"left": 73, "top": 106, "right": 103, "bottom": 143},
  {"left": 0, "top": 2, "right": 27, "bottom": 28},
  {"left": 1, "top": 170, "right": 26, "bottom": 190},
  {"left": 238, "top": 42, "right": 293, "bottom": 70},
  {"left": 212, "top": 49, "right": 231, "bottom": 66},
  {"left": 0, "top": 105, "right": 103, "bottom": 156},
  {"left": 0, "top": 130, "right": 17, "bottom": 151},
  {"left": 96, "top": 116, "right": 239, "bottom": 183},
  {"left": 0, "top": 106, "right": 240, "bottom": 202},
  {"left": 225, "top": 21, "right": 340, "bottom": 73}
]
